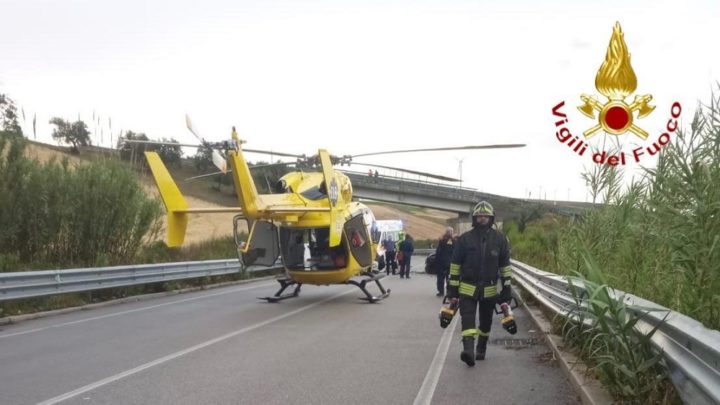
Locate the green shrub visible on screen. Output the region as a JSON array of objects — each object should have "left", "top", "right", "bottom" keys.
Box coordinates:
[
  {"left": 0, "top": 134, "right": 162, "bottom": 268},
  {"left": 506, "top": 214, "right": 566, "bottom": 272}
]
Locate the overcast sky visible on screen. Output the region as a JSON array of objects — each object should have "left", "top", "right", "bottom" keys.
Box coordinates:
[{"left": 2, "top": 0, "right": 719, "bottom": 202}]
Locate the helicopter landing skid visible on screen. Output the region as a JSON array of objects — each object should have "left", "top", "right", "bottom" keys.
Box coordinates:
[
  {"left": 260, "top": 278, "right": 302, "bottom": 303},
  {"left": 347, "top": 273, "right": 391, "bottom": 303}
]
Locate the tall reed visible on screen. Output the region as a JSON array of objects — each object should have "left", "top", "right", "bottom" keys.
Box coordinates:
[
  {"left": 556, "top": 89, "right": 720, "bottom": 329},
  {"left": 561, "top": 252, "right": 673, "bottom": 403}
]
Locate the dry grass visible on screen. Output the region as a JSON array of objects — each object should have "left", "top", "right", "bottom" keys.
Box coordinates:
[{"left": 25, "top": 142, "right": 83, "bottom": 165}]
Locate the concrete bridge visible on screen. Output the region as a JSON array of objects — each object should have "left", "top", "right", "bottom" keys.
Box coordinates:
[{"left": 345, "top": 171, "right": 593, "bottom": 228}]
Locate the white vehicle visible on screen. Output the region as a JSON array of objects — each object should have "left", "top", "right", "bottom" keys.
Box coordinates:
[{"left": 372, "top": 219, "right": 404, "bottom": 255}]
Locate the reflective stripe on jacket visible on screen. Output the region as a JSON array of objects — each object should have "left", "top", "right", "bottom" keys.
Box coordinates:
[{"left": 447, "top": 226, "right": 511, "bottom": 300}]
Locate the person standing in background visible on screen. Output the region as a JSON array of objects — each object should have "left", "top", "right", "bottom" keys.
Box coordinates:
[
  {"left": 435, "top": 227, "right": 456, "bottom": 296},
  {"left": 398, "top": 234, "right": 414, "bottom": 278},
  {"left": 383, "top": 237, "right": 397, "bottom": 275}
]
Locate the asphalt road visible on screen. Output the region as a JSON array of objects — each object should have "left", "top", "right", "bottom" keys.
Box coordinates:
[{"left": 0, "top": 260, "right": 579, "bottom": 405}]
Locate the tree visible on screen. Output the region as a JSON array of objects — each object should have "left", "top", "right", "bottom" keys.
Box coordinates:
[
  {"left": 50, "top": 117, "right": 90, "bottom": 152},
  {"left": 193, "top": 146, "right": 214, "bottom": 172},
  {"left": 0, "top": 93, "right": 23, "bottom": 137},
  {"left": 118, "top": 131, "right": 149, "bottom": 164},
  {"left": 118, "top": 132, "right": 182, "bottom": 168},
  {"left": 156, "top": 138, "right": 182, "bottom": 168}
]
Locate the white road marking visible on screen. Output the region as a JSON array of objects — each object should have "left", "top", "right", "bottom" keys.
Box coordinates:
[
  {"left": 0, "top": 282, "right": 275, "bottom": 339},
  {"left": 413, "top": 314, "right": 459, "bottom": 405},
  {"left": 37, "top": 288, "right": 356, "bottom": 405}
]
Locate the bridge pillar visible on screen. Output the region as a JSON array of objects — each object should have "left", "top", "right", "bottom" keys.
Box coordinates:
[{"left": 446, "top": 214, "right": 472, "bottom": 235}]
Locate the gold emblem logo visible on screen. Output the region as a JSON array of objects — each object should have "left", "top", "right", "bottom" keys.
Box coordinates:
[{"left": 578, "top": 22, "right": 655, "bottom": 139}]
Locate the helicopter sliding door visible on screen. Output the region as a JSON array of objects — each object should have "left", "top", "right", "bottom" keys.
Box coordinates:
[
  {"left": 241, "top": 220, "right": 280, "bottom": 267},
  {"left": 344, "top": 214, "right": 372, "bottom": 267}
]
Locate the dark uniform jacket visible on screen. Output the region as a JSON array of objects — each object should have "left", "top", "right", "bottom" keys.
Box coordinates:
[
  {"left": 434, "top": 235, "right": 455, "bottom": 271},
  {"left": 398, "top": 239, "right": 414, "bottom": 256},
  {"left": 447, "top": 226, "right": 511, "bottom": 300}
]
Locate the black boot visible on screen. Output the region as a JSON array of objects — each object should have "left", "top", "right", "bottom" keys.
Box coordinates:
[
  {"left": 476, "top": 335, "right": 488, "bottom": 361},
  {"left": 460, "top": 337, "right": 475, "bottom": 367}
]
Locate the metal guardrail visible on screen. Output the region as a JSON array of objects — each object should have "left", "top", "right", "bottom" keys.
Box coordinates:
[
  {"left": 511, "top": 259, "right": 720, "bottom": 405},
  {"left": 0, "top": 252, "right": 437, "bottom": 302},
  {"left": 0, "top": 260, "right": 283, "bottom": 301}
]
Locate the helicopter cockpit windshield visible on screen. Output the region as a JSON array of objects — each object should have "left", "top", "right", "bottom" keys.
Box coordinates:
[{"left": 280, "top": 227, "right": 347, "bottom": 271}]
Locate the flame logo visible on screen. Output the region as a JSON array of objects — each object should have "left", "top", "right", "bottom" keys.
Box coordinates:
[
  {"left": 578, "top": 22, "right": 654, "bottom": 139},
  {"left": 595, "top": 22, "right": 637, "bottom": 100}
]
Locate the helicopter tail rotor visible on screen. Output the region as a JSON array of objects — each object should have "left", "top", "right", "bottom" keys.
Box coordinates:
[{"left": 185, "top": 115, "right": 228, "bottom": 174}]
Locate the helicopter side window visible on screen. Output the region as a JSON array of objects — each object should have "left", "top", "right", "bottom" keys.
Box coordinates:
[
  {"left": 274, "top": 179, "right": 291, "bottom": 194},
  {"left": 299, "top": 186, "right": 326, "bottom": 200},
  {"left": 345, "top": 215, "right": 372, "bottom": 267}
]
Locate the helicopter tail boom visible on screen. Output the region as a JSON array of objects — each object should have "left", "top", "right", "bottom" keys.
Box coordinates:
[
  {"left": 318, "top": 149, "right": 343, "bottom": 247},
  {"left": 228, "top": 147, "right": 260, "bottom": 218},
  {"left": 145, "top": 152, "right": 189, "bottom": 247}
]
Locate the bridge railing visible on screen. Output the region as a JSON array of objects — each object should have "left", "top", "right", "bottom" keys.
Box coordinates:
[
  {"left": 344, "top": 171, "right": 486, "bottom": 201},
  {"left": 0, "top": 260, "right": 282, "bottom": 301},
  {"left": 511, "top": 259, "right": 720, "bottom": 405}
]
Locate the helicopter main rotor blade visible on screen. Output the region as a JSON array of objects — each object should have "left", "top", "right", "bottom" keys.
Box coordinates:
[
  {"left": 352, "top": 144, "right": 526, "bottom": 158},
  {"left": 243, "top": 149, "right": 304, "bottom": 158},
  {"left": 184, "top": 171, "right": 233, "bottom": 181},
  {"left": 120, "top": 139, "right": 202, "bottom": 148},
  {"left": 183, "top": 161, "right": 297, "bottom": 181},
  {"left": 121, "top": 139, "right": 301, "bottom": 159},
  {"left": 352, "top": 161, "right": 460, "bottom": 182}
]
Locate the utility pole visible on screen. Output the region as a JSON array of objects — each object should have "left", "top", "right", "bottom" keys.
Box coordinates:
[{"left": 455, "top": 157, "right": 465, "bottom": 189}]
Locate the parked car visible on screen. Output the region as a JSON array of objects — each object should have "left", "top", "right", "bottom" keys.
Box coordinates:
[{"left": 425, "top": 253, "right": 438, "bottom": 275}]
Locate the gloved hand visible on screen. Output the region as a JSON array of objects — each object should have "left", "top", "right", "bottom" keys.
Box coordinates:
[{"left": 499, "top": 285, "right": 512, "bottom": 304}]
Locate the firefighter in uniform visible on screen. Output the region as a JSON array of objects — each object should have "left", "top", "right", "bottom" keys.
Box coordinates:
[{"left": 447, "top": 201, "right": 512, "bottom": 366}]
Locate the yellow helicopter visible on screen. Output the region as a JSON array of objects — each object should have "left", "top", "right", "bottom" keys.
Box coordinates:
[{"left": 137, "top": 117, "right": 525, "bottom": 302}]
